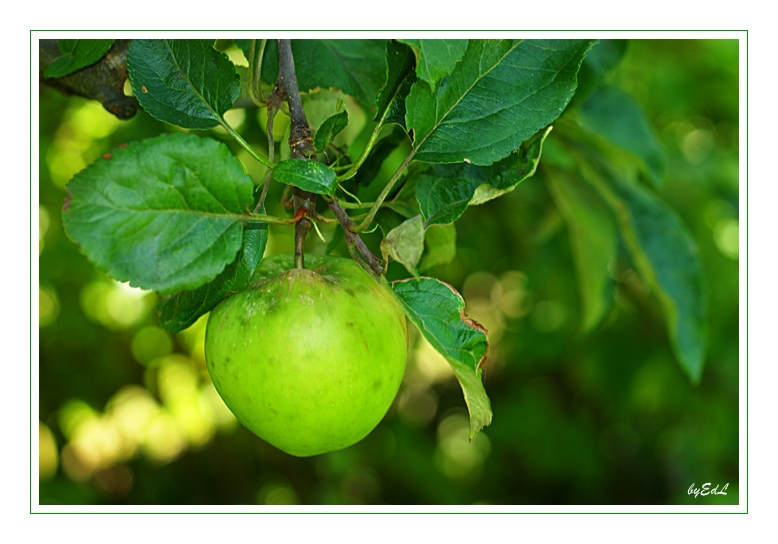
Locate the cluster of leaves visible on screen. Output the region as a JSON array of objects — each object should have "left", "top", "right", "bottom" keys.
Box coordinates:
[{"left": 55, "top": 38, "right": 707, "bottom": 440}]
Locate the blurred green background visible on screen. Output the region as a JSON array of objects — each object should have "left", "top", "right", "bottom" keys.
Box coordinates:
[{"left": 37, "top": 39, "right": 740, "bottom": 506}]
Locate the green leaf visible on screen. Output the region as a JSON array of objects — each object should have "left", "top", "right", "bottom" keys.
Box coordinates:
[
  {"left": 416, "top": 127, "right": 550, "bottom": 226},
  {"left": 385, "top": 199, "right": 421, "bottom": 219},
  {"left": 272, "top": 160, "right": 338, "bottom": 196},
  {"left": 397, "top": 39, "right": 468, "bottom": 89},
  {"left": 581, "top": 160, "right": 707, "bottom": 383},
  {"left": 580, "top": 86, "right": 666, "bottom": 186},
  {"left": 157, "top": 219, "right": 268, "bottom": 333},
  {"left": 374, "top": 41, "right": 416, "bottom": 124},
  {"left": 380, "top": 215, "right": 425, "bottom": 276},
  {"left": 44, "top": 39, "right": 115, "bottom": 79},
  {"left": 352, "top": 127, "right": 407, "bottom": 187},
  {"left": 545, "top": 167, "right": 617, "bottom": 332},
  {"left": 384, "top": 74, "right": 416, "bottom": 130},
  {"left": 419, "top": 223, "right": 456, "bottom": 273},
  {"left": 262, "top": 40, "right": 388, "bottom": 105},
  {"left": 127, "top": 39, "right": 240, "bottom": 129},
  {"left": 392, "top": 278, "right": 492, "bottom": 437},
  {"left": 313, "top": 102, "right": 349, "bottom": 151},
  {"left": 62, "top": 133, "right": 254, "bottom": 294},
  {"left": 406, "top": 39, "right": 593, "bottom": 165},
  {"left": 572, "top": 39, "right": 628, "bottom": 105}
]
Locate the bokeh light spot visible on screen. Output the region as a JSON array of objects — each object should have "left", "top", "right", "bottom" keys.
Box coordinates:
[
  {"left": 713, "top": 218, "right": 739, "bottom": 259},
  {"left": 58, "top": 399, "right": 98, "bottom": 440},
  {"left": 176, "top": 314, "right": 208, "bottom": 368},
  {"left": 497, "top": 271, "right": 531, "bottom": 318},
  {"left": 131, "top": 326, "right": 174, "bottom": 366},
  {"left": 397, "top": 386, "right": 438, "bottom": 428},
  {"left": 530, "top": 300, "right": 567, "bottom": 332},
  {"left": 80, "top": 279, "right": 152, "bottom": 330},
  {"left": 435, "top": 412, "right": 491, "bottom": 481},
  {"left": 410, "top": 336, "right": 454, "bottom": 386},
  {"left": 142, "top": 413, "right": 187, "bottom": 464},
  {"left": 39, "top": 205, "right": 50, "bottom": 254},
  {"left": 94, "top": 465, "right": 134, "bottom": 498},
  {"left": 39, "top": 422, "right": 58, "bottom": 481},
  {"left": 200, "top": 383, "right": 238, "bottom": 430},
  {"left": 257, "top": 476, "right": 300, "bottom": 505},
  {"left": 70, "top": 100, "right": 120, "bottom": 139},
  {"left": 223, "top": 108, "right": 246, "bottom": 129},
  {"left": 341, "top": 466, "right": 381, "bottom": 504},
  {"left": 680, "top": 127, "right": 715, "bottom": 165},
  {"left": 39, "top": 284, "right": 60, "bottom": 328},
  {"left": 106, "top": 385, "right": 162, "bottom": 453}
]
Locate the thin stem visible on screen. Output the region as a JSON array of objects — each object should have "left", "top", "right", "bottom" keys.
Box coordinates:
[
  {"left": 246, "top": 40, "right": 265, "bottom": 107},
  {"left": 253, "top": 84, "right": 282, "bottom": 214},
  {"left": 220, "top": 119, "right": 275, "bottom": 169},
  {"left": 353, "top": 150, "right": 415, "bottom": 233},
  {"left": 337, "top": 117, "right": 387, "bottom": 182},
  {"left": 249, "top": 39, "right": 267, "bottom": 107},
  {"left": 337, "top": 200, "right": 376, "bottom": 210},
  {"left": 253, "top": 170, "right": 272, "bottom": 213},
  {"left": 235, "top": 212, "right": 301, "bottom": 225}
]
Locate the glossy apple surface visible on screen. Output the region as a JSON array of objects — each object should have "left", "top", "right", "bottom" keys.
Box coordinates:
[{"left": 204, "top": 254, "right": 407, "bottom": 457}]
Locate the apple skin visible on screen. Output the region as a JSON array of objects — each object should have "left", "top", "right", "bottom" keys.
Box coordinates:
[{"left": 204, "top": 254, "right": 408, "bottom": 457}]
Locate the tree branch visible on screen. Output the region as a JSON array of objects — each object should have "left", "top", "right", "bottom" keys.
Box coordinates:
[
  {"left": 275, "top": 39, "right": 383, "bottom": 277},
  {"left": 39, "top": 39, "right": 138, "bottom": 120},
  {"left": 328, "top": 199, "right": 384, "bottom": 277},
  {"left": 277, "top": 39, "right": 316, "bottom": 269}
]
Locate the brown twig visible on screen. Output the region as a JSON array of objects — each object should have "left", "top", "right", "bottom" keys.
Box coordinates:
[
  {"left": 274, "top": 39, "right": 383, "bottom": 277},
  {"left": 39, "top": 39, "right": 138, "bottom": 120},
  {"left": 328, "top": 199, "right": 384, "bottom": 277},
  {"left": 277, "top": 39, "right": 317, "bottom": 270}
]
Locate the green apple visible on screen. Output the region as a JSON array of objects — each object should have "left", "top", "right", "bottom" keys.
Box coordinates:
[{"left": 204, "top": 254, "right": 408, "bottom": 457}]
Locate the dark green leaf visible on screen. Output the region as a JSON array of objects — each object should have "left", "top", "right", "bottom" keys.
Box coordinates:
[
  {"left": 580, "top": 86, "right": 666, "bottom": 186},
  {"left": 272, "top": 160, "right": 338, "bottom": 196},
  {"left": 392, "top": 277, "right": 491, "bottom": 437},
  {"left": 581, "top": 160, "right": 707, "bottom": 383},
  {"left": 352, "top": 127, "right": 407, "bottom": 187},
  {"left": 416, "top": 127, "right": 550, "bottom": 226},
  {"left": 127, "top": 39, "right": 240, "bottom": 129},
  {"left": 397, "top": 39, "right": 468, "bottom": 89},
  {"left": 43, "top": 39, "right": 115, "bottom": 79},
  {"left": 546, "top": 167, "right": 617, "bottom": 332},
  {"left": 380, "top": 215, "right": 425, "bottom": 276},
  {"left": 62, "top": 133, "right": 254, "bottom": 294},
  {"left": 384, "top": 74, "right": 416, "bottom": 130},
  {"left": 262, "top": 40, "right": 388, "bottom": 105},
  {"left": 406, "top": 39, "right": 593, "bottom": 165},
  {"left": 374, "top": 41, "right": 416, "bottom": 123},
  {"left": 157, "top": 218, "right": 269, "bottom": 332},
  {"left": 572, "top": 39, "right": 628, "bottom": 104},
  {"left": 313, "top": 104, "right": 349, "bottom": 151},
  {"left": 419, "top": 223, "right": 456, "bottom": 273}
]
